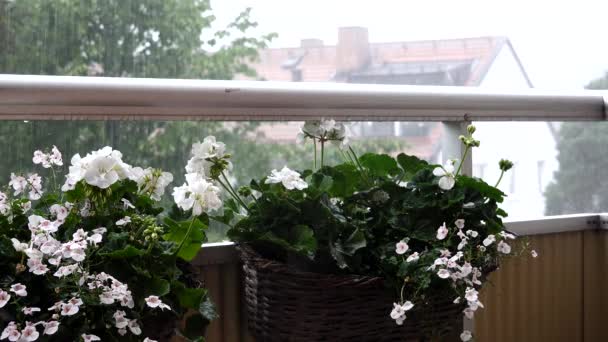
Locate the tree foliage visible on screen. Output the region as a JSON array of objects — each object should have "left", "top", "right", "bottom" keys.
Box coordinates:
[{"left": 544, "top": 72, "right": 608, "bottom": 215}]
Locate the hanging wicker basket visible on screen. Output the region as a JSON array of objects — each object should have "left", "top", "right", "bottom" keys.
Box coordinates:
[{"left": 239, "top": 245, "right": 465, "bottom": 342}]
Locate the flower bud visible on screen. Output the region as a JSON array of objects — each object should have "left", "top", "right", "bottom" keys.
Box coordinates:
[
  {"left": 499, "top": 159, "right": 514, "bottom": 171},
  {"left": 238, "top": 186, "right": 252, "bottom": 197},
  {"left": 467, "top": 124, "right": 476, "bottom": 134}
]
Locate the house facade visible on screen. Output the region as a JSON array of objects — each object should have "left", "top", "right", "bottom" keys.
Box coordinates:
[{"left": 245, "top": 27, "right": 557, "bottom": 219}]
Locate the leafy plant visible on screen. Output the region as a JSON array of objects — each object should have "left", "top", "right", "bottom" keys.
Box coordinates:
[
  {"left": 0, "top": 146, "right": 214, "bottom": 341},
  {"left": 206, "top": 120, "right": 535, "bottom": 342}
]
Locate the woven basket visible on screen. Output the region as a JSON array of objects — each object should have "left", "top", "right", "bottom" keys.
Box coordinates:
[{"left": 239, "top": 245, "right": 464, "bottom": 342}]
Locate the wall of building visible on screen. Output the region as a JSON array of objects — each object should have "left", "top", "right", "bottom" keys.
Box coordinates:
[{"left": 476, "top": 46, "right": 558, "bottom": 219}]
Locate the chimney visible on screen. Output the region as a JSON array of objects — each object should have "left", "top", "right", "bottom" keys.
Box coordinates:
[
  {"left": 301, "top": 39, "right": 324, "bottom": 48},
  {"left": 336, "top": 27, "right": 370, "bottom": 74}
]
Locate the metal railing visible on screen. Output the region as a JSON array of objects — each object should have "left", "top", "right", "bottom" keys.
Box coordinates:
[{"left": 0, "top": 75, "right": 606, "bottom": 121}]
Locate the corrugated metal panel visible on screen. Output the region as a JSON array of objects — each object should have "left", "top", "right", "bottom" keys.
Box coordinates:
[{"left": 475, "top": 232, "right": 584, "bottom": 342}]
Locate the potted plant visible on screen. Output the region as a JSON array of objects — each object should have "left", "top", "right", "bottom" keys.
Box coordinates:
[
  {"left": 182, "top": 122, "right": 537, "bottom": 341},
  {"left": 0, "top": 146, "right": 216, "bottom": 342}
]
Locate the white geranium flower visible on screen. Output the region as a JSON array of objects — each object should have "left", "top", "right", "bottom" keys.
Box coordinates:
[
  {"left": 497, "top": 240, "right": 512, "bottom": 254},
  {"left": 265, "top": 167, "right": 308, "bottom": 190},
  {"left": 436, "top": 222, "right": 448, "bottom": 240},
  {"left": 437, "top": 269, "right": 450, "bottom": 279},
  {"left": 395, "top": 241, "right": 409, "bottom": 255},
  {"left": 143, "top": 338, "right": 158, "bottom": 342},
  {"left": 531, "top": 250, "right": 539, "bottom": 258},
  {"left": 63, "top": 147, "right": 131, "bottom": 190},
  {"left": 10, "top": 283, "right": 27, "bottom": 297},
  {"left": 453, "top": 296, "right": 461, "bottom": 304},
  {"left": 482, "top": 235, "right": 496, "bottom": 246},
  {"left": 406, "top": 252, "right": 419, "bottom": 263},
  {"left": 9, "top": 173, "right": 28, "bottom": 196},
  {"left": 433, "top": 161, "right": 456, "bottom": 190},
  {"left": 129, "top": 167, "right": 173, "bottom": 201},
  {"left": 460, "top": 330, "right": 473, "bottom": 341},
  {"left": 173, "top": 174, "right": 222, "bottom": 215},
  {"left": 0, "top": 291, "right": 10, "bottom": 308},
  {"left": 402, "top": 301, "right": 414, "bottom": 311},
  {"left": 185, "top": 136, "right": 229, "bottom": 177},
  {"left": 499, "top": 231, "right": 516, "bottom": 240},
  {"left": 50, "top": 146, "right": 63, "bottom": 166}
]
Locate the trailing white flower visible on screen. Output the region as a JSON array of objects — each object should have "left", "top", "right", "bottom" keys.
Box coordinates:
[
  {"left": 406, "top": 252, "right": 419, "bottom": 263},
  {"left": 460, "top": 330, "right": 473, "bottom": 341},
  {"left": 395, "top": 241, "right": 409, "bottom": 255},
  {"left": 436, "top": 222, "right": 448, "bottom": 240},
  {"left": 145, "top": 296, "right": 171, "bottom": 311},
  {"left": 497, "top": 240, "right": 512, "bottom": 254},
  {"left": 265, "top": 167, "right": 308, "bottom": 190}
]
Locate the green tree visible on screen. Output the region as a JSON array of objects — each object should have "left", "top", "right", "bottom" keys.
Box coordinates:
[{"left": 544, "top": 72, "right": 608, "bottom": 215}]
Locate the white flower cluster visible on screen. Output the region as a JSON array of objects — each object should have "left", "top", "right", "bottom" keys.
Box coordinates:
[
  {"left": 173, "top": 137, "right": 226, "bottom": 216},
  {"left": 265, "top": 166, "right": 308, "bottom": 190},
  {"left": 9, "top": 173, "right": 43, "bottom": 200},
  {"left": 32, "top": 146, "right": 63, "bottom": 168},
  {"left": 392, "top": 219, "right": 520, "bottom": 341},
  {"left": 185, "top": 136, "right": 230, "bottom": 177},
  {"left": 87, "top": 272, "right": 134, "bottom": 309},
  {"left": 130, "top": 167, "right": 174, "bottom": 201},
  {"left": 62, "top": 146, "right": 132, "bottom": 190},
  {"left": 144, "top": 295, "right": 171, "bottom": 310},
  {"left": 1, "top": 319, "right": 60, "bottom": 342},
  {"left": 297, "top": 119, "right": 350, "bottom": 148},
  {"left": 0, "top": 282, "right": 76, "bottom": 341}
]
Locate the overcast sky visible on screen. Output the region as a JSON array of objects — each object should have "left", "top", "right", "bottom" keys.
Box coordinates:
[{"left": 212, "top": 0, "right": 608, "bottom": 90}]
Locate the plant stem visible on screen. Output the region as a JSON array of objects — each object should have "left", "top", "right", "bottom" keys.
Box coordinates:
[
  {"left": 455, "top": 146, "right": 470, "bottom": 176},
  {"left": 320, "top": 140, "right": 325, "bottom": 168},
  {"left": 313, "top": 139, "right": 317, "bottom": 170},
  {"left": 175, "top": 217, "right": 196, "bottom": 256},
  {"left": 219, "top": 171, "right": 250, "bottom": 212},
  {"left": 495, "top": 170, "right": 505, "bottom": 187}
]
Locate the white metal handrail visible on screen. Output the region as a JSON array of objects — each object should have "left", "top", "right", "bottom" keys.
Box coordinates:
[
  {"left": 0, "top": 75, "right": 606, "bottom": 121},
  {"left": 194, "top": 214, "right": 608, "bottom": 266}
]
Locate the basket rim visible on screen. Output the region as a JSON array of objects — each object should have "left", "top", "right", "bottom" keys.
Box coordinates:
[{"left": 237, "top": 243, "right": 386, "bottom": 288}]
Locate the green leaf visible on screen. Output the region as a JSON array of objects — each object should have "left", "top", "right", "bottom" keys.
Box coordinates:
[
  {"left": 0, "top": 236, "right": 15, "bottom": 258},
  {"left": 257, "top": 224, "right": 317, "bottom": 256},
  {"left": 173, "top": 281, "right": 207, "bottom": 309},
  {"left": 102, "top": 245, "right": 144, "bottom": 258},
  {"left": 147, "top": 278, "right": 171, "bottom": 297},
  {"left": 164, "top": 218, "right": 207, "bottom": 261},
  {"left": 311, "top": 173, "right": 333, "bottom": 192},
  {"left": 397, "top": 154, "right": 429, "bottom": 180},
  {"left": 331, "top": 228, "right": 366, "bottom": 269},
  {"left": 459, "top": 176, "right": 506, "bottom": 203},
  {"left": 322, "top": 164, "right": 360, "bottom": 197},
  {"left": 359, "top": 153, "right": 399, "bottom": 177}
]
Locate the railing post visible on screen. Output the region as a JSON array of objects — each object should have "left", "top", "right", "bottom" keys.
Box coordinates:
[{"left": 441, "top": 121, "right": 472, "bottom": 176}]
